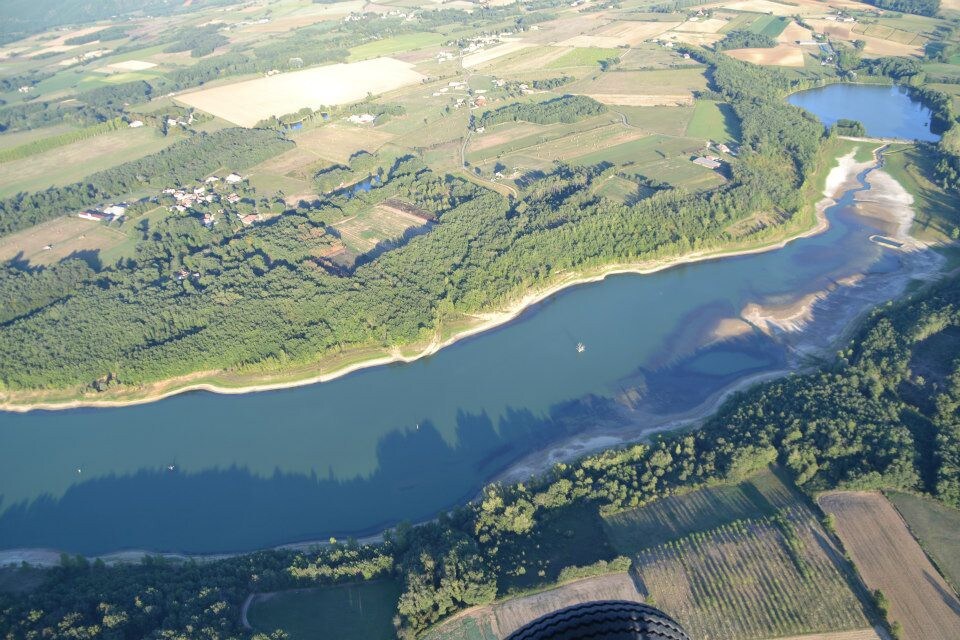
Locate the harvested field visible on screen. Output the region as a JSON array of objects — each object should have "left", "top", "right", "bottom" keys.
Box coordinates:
[
  {"left": 673, "top": 18, "right": 728, "bottom": 34},
  {"left": 422, "top": 574, "right": 643, "bottom": 640},
  {"left": 634, "top": 511, "right": 872, "bottom": 640},
  {"left": 778, "top": 22, "right": 815, "bottom": 44},
  {"left": 557, "top": 35, "right": 625, "bottom": 48},
  {"left": 588, "top": 94, "right": 693, "bottom": 106},
  {"left": 819, "top": 491, "right": 960, "bottom": 640},
  {"left": 463, "top": 41, "right": 534, "bottom": 68},
  {"left": 568, "top": 67, "right": 707, "bottom": 97},
  {"left": 807, "top": 20, "right": 923, "bottom": 57},
  {"left": 592, "top": 20, "right": 681, "bottom": 46},
  {"left": 293, "top": 125, "right": 395, "bottom": 164},
  {"left": 726, "top": 44, "right": 805, "bottom": 67},
  {"left": 175, "top": 58, "right": 425, "bottom": 127},
  {"left": 713, "top": 0, "right": 798, "bottom": 15},
  {"left": 662, "top": 31, "right": 725, "bottom": 46},
  {"left": 0, "top": 216, "right": 126, "bottom": 266}
]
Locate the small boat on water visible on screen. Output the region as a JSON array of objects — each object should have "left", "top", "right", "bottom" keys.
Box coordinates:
[{"left": 577, "top": 342, "right": 585, "bottom": 353}]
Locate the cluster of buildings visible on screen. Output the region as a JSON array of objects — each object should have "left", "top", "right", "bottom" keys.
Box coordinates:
[{"left": 347, "top": 113, "right": 377, "bottom": 124}]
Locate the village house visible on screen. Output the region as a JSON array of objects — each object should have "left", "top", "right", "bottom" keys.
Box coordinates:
[
  {"left": 129, "top": 120, "right": 144, "bottom": 128},
  {"left": 78, "top": 210, "right": 109, "bottom": 222},
  {"left": 225, "top": 173, "right": 244, "bottom": 184},
  {"left": 227, "top": 193, "right": 242, "bottom": 204}
]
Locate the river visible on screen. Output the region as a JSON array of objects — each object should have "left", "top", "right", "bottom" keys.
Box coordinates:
[{"left": 0, "top": 86, "right": 944, "bottom": 556}]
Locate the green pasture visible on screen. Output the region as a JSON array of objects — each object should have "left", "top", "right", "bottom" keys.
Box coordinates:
[
  {"left": 883, "top": 143, "right": 960, "bottom": 243},
  {"left": 571, "top": 134, "right": 701, "bottom": 168},
  {"left": 348, "top": 32, "right": 447, "bottom": 61},
  {"left": 887, "top": 491, "right": 960, "bottom": 593},
  {"left": 748, "top": 15, "right": 790, "bottom": 38},
  {"left": 247, "top": 580, "right": 403, "bottom": 640},
  {"left": 685, "top": 100, "right": 741, "bottom": 144}
]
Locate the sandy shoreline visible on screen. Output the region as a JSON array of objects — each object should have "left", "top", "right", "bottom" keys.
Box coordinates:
[{"left": 0, "top": 152, "right": 870, "bottom": 413}]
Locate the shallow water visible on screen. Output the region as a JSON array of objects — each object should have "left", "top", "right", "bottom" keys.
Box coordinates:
[{"left": 0, "top": 160, "right": 937, "bottom": 555}]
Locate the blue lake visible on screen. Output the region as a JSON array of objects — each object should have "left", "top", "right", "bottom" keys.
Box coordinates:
[{"left": 788, "top": 83, "right": 941, "bottom": 142}]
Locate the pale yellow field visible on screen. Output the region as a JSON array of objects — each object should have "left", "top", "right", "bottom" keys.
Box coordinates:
[
  {"left": 589, "top": 93, "right": 694, "bottom": 106},
  {"left": 462, "top": 41, "right": 534, "bottom": 68},
  {"left": 558, "top": 34, "right": 625, "bottom": 48},
  {"left": 944, "top": 0, "right": 960, "bottom": 9},
  {"left": 102, "top": 60, "right": 157, "bottom": 72},
  {"left": 0, "top": 216, "right": 126, "bottom": 266},
  {"left": 662, "top": 31, "right": 725, "bottom": 46},
  {"left": 727, "top": 44, "right": 806, "bottom": 67},
  {"left": 593, "top": 20, "right": 681, "bottom": 45},
  {"left": 175, "top": 58, "right": 425, "bottom": 127},
  {"left": 819, "top": 492, "right": 960, "bottom": 640},
  {"left": 673, "top": 18, "right": 728, "bottom": 34},
  {"left": 778, "top": 21, "right": 815, "bottom": 44},
  {"left": 293, "top": 125, "right": 396, "bottom": 164}
]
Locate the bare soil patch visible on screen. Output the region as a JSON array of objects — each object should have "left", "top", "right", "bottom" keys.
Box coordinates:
[{"left": 819, "top": 491, "right": 960, "bottom": 640}]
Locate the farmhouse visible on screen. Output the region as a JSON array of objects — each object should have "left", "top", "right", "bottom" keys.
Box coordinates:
[
  {"left": 225, "top": 173, "right": 244, "bottom": 184},
  {"left": 78, "top": 211, "right": 108, "bottom": 222},
  {"left": 693, "top": 156, "right": 722, "bottom": 169}
]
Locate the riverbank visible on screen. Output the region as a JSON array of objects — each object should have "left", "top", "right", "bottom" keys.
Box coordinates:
[{"left": 0, "top": 148, "right": 875, "bottom": 413}]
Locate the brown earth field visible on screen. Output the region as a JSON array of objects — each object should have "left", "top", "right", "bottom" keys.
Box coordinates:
[
  {"left": 819, "top": 491, "right": 960, "bottom": 640},
  {"left": 726, "top": 44, "right": 806, "bottom": 67}
]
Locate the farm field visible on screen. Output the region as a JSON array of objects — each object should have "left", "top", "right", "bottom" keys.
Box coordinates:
[
  {"left": 819, "top": 491, "right": 960, "bottom": 640},
  {"left": 686, "top": 100, "right": 741, "bottom": 144},
  {"left": 602, "top": 466, "right": 800, "bottom": 555},
  {"left": 632, "top": 511, "right": 873, "bottom": 640},
  {"left": 726, "top": 44, "right": 806, "bottom": 67},
  {"left": 175, "top": 58, "right": 425, "bottom": 127},
  {"left": 0, "top": 216, "right": 126, "bottom": 267},
  {"left": 463, "top": 41, "right": 534, "bottom": 69},
  {"left": 348, "top": 32, "right": 447, "bottom": 61},
  {"left": 591, "top": 20, "right": 681, "bottom": 45},
  {"left": 0, "top": 127, "right": 175, "bottom": 197},
  {"left": 568, "top": 67, "right": 708, "bottom": 105},
  {"left": 546, "top": 47, "right": 621, "bottom": 70},
  {"left": 247, "top": 579, "right": 403, "bottom": 640},
  {"left": 331, "top": 201, "right": 430, "bottom": 256},
  {"left": 422, "top": 573, "right": 643, "bottom": 640},
  {"left": 748, "top": 15, "right": 790, "bottom": 38},
  {"left": 465, "top": 116, "right": 625, "bottom": 167},
  {"left": 886, "top": 491, "right": 960, "bottom": 594},
  {"left": 571, "top": 134, "right": 703, "bottom": 171}
]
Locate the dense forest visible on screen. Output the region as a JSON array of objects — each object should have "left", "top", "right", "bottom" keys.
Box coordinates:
[
  {"left": 716, "top": 29, "right": 776, "bottom": 50},
  {"left": 0, "top": 52, "right": 825, "bottom": 391},
  {"left": 863, "top": 0, "right": 941, "bottom": 16},
  {"left": 2, "top": 266, "right": 958, "bottom": 640},
  {"left": 476, "top": 94, "right": 607, "bottom": 128}
]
